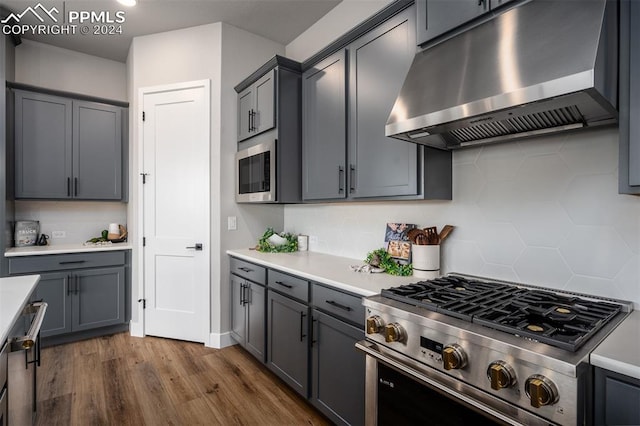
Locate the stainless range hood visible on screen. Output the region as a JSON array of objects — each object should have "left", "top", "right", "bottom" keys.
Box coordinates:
[{"left": 386, "top": 0, "right": 618, "bottom": 150}]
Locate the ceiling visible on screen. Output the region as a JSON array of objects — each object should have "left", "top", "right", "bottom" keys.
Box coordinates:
[{"left": 0, "top": 0, "right": 341, "bottom": 62}]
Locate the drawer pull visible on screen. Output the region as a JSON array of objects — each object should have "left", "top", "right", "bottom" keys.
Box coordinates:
[
  {"left": 326, "top": 300, "right": 352, "bottom": 312},
  {"left": 274, "top": 280, "right": 293, "bottom": 289},
  {"left": 237, "top": 267, "right": 253, "bottom": 273},
  {"left": 59, "top": 260, "right": 86, "bottom": 265}
]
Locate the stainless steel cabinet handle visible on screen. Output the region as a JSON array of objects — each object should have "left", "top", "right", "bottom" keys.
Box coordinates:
[
  {"left": 274, "top": 280, "right": 293, "bottom": 289},
  {"left": 59, "top": 260, "right": 86, "bottom": 265},
  {"left": 186, "top": 243, "right": 203, "bottom": 251},
  {"left": 299, "top": 312, "right": 307, "bottom": 342},
  {"left": 338, "top": 166, "right": 344, "bottom": 193},
  {"left": 247, "top": 110, "right": 251, "bottom": 133},
  {"left": 326, "top": 300, "right": 352, "bottom": 312},
  {"left": 10, "top": 302, "right": 48, "bottom": 351},
  {"left": 240, "top": 283, "right": 246, "bottom": 305},
  {"left": 238, "top": 266, "right": 253, "bottom": 273}
]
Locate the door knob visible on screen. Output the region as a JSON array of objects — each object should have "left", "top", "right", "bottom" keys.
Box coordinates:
[{"left": 186, "top": 243, "right": 203, "bottom": 251}]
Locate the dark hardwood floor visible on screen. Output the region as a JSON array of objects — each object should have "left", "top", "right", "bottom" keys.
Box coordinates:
[{"left": 35, "top": 332, "right": 331, "bottom": 425}]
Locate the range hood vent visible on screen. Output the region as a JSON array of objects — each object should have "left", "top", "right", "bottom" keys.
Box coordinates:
[{"left": 387, "top": 0, "right": 618, "bottom": 150}]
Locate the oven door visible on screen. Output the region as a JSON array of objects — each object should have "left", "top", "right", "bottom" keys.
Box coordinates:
[
  {"left": 236, "top": 140, "right": 276, "bottom": 202},
  {"left": 356, "top": 340, "right": 557, "bottom": 426}
]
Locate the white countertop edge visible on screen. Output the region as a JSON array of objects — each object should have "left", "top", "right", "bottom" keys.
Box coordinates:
[
  {"left": 0, "top": 275, "right": 41, "bottom": 344},
  {"left": 227, "top": 249, "right": 379, "bottom": 297},
  {"left": 590, "top": 354, "right": 640, "bottom": 381},
  {"left": 6, "top": 243, "right": 133, "bottom": 257}
]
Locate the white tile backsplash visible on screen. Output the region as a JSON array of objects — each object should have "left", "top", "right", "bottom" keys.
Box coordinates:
[
  {"left": 14, "top": 201, "right": 127, "bottom": 245},
  {"left": 285, "top": 127, "right": 640, "bottom": 306}
]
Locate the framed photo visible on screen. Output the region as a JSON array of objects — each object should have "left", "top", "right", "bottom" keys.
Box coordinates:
[{"left": 384, "top": 223, "right": 416, "bottom": 262}]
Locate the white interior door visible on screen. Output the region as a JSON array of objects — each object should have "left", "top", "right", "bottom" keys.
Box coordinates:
[{"left": 141, "top": 81, "right": 210, "bottom": 343}]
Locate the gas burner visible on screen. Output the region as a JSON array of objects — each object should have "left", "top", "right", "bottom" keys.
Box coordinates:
[{"left": 381, "top": 274, "right": 624, "bottom": 351}]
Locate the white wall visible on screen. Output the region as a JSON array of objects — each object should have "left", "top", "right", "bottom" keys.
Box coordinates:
[
  {"left": 285, "top": 6, "right": 640, "bottom": 307},
  {"left": 11, "top": 39, "right": 128, "bottom": 246},
  {"left": 127, "top": 22, "right": 285, "bottom": 343},
  {"left": 14, "top": 39, "right": 127, "bottom": 101}
]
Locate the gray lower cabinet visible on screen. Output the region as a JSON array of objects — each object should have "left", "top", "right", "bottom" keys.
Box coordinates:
[
  {"left": 230, "top": 274, "right": 266, "bottom": 362},
  {"left": 9, "top": 251, "right": 129, "bottom": 341},
  {"left": 14, "top": 89, "right": 124, "bottom": 200},
  {"left": 267, "top": 290, "right": 309, "bottom": 398},
  {"left": 594, "top": 367, "right": 640, "bottom": 425},
  {"left": 311, "top": 310, "right": 365, "bottom": 426},
  {"left": 302, "top": 6, "right": 451, "bottom": 202},
  {"left": 31, "top": 266, "right": 125, "bottom": 337}
]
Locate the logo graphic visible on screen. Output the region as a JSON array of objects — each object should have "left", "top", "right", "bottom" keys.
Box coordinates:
[{"left": 1, "top": 3, "right": 59, "bottom": 24}]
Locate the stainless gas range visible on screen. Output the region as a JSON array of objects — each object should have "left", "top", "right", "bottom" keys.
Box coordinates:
[{"left": 356, "top": 273, "right": 634, "bottom": 426}]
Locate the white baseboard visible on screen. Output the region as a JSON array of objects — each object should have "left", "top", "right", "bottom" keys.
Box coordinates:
[
  {"left": 207, "top": 331, "right": 235, "bottom": 349},
  {"left": 129, "top": 321, "right": 144, "bottom": 337}
]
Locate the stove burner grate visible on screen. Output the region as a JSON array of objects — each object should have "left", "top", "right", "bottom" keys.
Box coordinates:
[{"left": 381, "top": 276, "right": 623, "bottom": 351}]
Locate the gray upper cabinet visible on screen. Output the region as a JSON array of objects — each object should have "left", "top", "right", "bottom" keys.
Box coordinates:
[
  {"left": 302, "top": 5, "right": 452, "bottom": 202},
  {"left": 237, "top": 69, "right": 275, "bottom": 142},
  {"left": 416, "top": 0, "right": 488, "bottom": 46},
  {"left": 15, "top": 91, "right": 72, "bottom": 199},
  {"left": 73, "top": 101, "right": 122, "bottom": 200},
  {"left": 619, "top": 0, "right": 640, "bottom": 194},
  {"left": 416, "top": 0, "right": 520, "bottom": 46},
  {"left": 348, "top": 8, "right": 419, "bottom": 198},
  {"left": 302, "top": 50, "right": 347, "bottom": 200},
  {"left": 14, "top": 89, "right": 125, "bottom": 200}
]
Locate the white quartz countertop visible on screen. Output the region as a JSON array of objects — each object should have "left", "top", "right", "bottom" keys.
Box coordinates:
[
  {"left": 226, "top": 249, "right": 417, "bottom": 297},
  {"left": 591, "top": 311, "right": 640, "bottom": 380},
  {"left": 0, "top": 275, "right": 40, "bottom": 344},
  {"left": 5, "top": 243, "right": 133, "bottom": 257}
]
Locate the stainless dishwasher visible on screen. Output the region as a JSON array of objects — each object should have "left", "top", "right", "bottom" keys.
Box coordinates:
[{"left": 8, "top": 301, "right": 47, "bottom": 426}]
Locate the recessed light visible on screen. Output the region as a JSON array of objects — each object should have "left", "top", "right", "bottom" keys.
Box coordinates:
[{"left": 117, "top": 0, "right": 137, "bottom": 6}]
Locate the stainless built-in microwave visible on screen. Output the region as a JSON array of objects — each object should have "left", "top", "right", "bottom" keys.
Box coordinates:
[{"left": 235, "top": 140, "right": 276, "bottom": 202}]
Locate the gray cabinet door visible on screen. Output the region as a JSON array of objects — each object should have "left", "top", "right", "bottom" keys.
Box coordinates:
[
  {"left": 348, "top": 8, "right": 419, "bottom": 198},
  {"left": 72, "top": 266, "right": 125, "bottom": 332},
  {"left": 245, "top": 282, "right": 266, "bottom": 362},
  {"left": 254, "top": 70, "right": 275, "bottom": 136},
  {"left": 267, "top": 291, "right": 309, "bottom": 398},
  {"left": 73, "top": 101, "right": 122, "bottom": 200},
  {"left": 311, "top": 310, "right": 365, "bottom": 426},
  {"left": 14, "top": 91, "right": 73, "bottom": 199},
  {"left": 594, "top": 367, "right": 640, "bottom": 425},
  {"left": 230, "top": 274, "right": 246, "bottom": 345},
  {"left": 302, "top": 50, "right": 347, "bottom": 200},
  {"left": 31, "top": 272, "right": 72, "bottom": 337},
  {"left": 238, "top": 87, "right": 253, "bottom": 142},
  {"left": 416, "top": 0, "right": 489, "bottom": 45}
]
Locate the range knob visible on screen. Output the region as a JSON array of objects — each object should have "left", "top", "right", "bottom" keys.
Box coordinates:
[
  {"left": 487, "top": 361, "right": 516, "bottom": 390},
  {"left": 384, "top": 323, "right": 406, "bottom": 343},
  {"left": 442, "top": 344, "right": 468, "bottom": 370},
  {"left": 366, "top": 315, "right": 384, "bottom": 334},
  {"left": 525, "top": 375, "right": 559, "bottom": 408}
]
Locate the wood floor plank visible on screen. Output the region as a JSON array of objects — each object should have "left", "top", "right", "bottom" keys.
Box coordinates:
[{"left": 36, "top": 332, "right": 330, "bottom": 426}]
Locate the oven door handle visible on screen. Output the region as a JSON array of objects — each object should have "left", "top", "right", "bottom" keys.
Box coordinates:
[
  {"left": 10, "top": 302, "right": 48, "bottom": 352},
  {"left": 355, "top": 340, "right": 533, "bottom": 426}
]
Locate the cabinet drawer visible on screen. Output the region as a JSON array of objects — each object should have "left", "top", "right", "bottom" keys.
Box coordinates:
[
  {"left": 268, "top": 269, "right": 309, "bottom": 302},
  {"left": 8, "top": 251, "right": 126, "bottom": 275},
  {"left": 230, "top": 257, "right": 266, "bottom": 284},
  {"left": 312, "top": 284, "right": 364, "bottom": 326}
]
